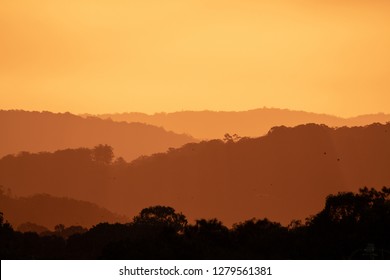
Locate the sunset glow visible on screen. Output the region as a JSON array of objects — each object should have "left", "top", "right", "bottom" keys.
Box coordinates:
[{"left": 1, "top": 1, "right": 390, "bottom": 116}]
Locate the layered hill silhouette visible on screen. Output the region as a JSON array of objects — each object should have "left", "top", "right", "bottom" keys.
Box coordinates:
[
  {"left": 0, "top": 123, "right": 389, "bottom": 225},
  {"left": 92, "top": 108, "right": 390, "bottom": 139},
  {"left": 0, "top": 110, "right": 196, "bottom": 161},
  {"left": 0, "top": 188, "right": 128, "bottom": 229}
]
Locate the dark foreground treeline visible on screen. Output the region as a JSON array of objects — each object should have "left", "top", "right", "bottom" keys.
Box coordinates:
[{"left": 1, "top": 187, "right": 390, "bottom": 260}]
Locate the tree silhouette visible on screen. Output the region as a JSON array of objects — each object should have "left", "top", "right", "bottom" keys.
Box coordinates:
[
  {"left": 132, "top": 206, "right": 187, "bottom": 233},
  {"left": 223, "top": 133, "right": 241, "bottom": 143},
  {"left": 0, "top": 212, "right": 15, "bottom": 259},
  {"left": 92, "top": 144, "right": 114, "bottom": 165},
  {"left": 304, "top": 187, "right": 390, "bottom": 259},
  {"left": 309, "top": 187, "right": 390, "bottom": 226}
]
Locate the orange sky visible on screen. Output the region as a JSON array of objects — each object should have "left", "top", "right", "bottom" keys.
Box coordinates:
[{"left": 1, "top": 1, "right": 389, "bottom": 117}]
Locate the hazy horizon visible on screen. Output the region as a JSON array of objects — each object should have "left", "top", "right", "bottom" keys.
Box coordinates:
[
  {"left": 3, "top": 107, "right": 390, "bottom": 119},
  {"left": 2, "top": 1, "right": 390, "bottom": 117}
]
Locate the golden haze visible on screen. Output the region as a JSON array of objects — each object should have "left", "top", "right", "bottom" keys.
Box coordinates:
[{"left": 1, "top": 1, "right": 390, "bottom": 116}]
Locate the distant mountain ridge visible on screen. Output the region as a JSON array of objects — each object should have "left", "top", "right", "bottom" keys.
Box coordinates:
[
  {"left": 0, "top": 110, "right": 196, "bottom": 161},
  {"left": 90, "top": 108, "right": 390, "bottom": 139},
  {"left": 1, "top": 123, "right": 389, "bottom": 226}
]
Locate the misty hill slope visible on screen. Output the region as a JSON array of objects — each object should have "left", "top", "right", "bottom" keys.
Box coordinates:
[
  {"left": 0, "top": 190, "right": 129, "bottom": 229},
  {"left": 112, "top": 123, "right": 390, "bottom": 225},
  {"left": 93, "top": 108, "right": 390, "bottom": 139},
  {"left": 1, "top": 123, "right": 389, "bottom": 226},
  {"left": 0, "top": 110, "right": 196, "bottom": 161}
]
